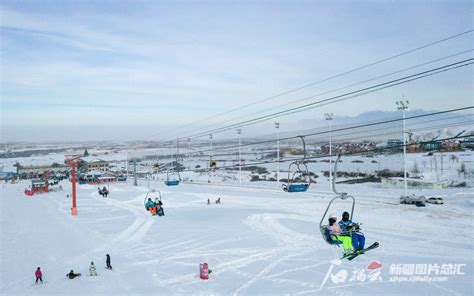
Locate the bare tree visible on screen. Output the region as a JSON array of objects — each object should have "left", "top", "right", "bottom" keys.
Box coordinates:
[{"left": 411, "top": 161, "right": 420, "bottom": 178}]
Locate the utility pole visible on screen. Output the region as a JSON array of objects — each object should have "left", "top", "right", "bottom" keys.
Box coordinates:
[
  {"left": 177, "top": 137, "right": 180, "bottom": 161},
  {"left": 125, "top": 150, "right": 129, "bottom": 176},
  {"left": 209, "top": 134, "right": 213, "bottom": 155},
  {"left": 209, "top": 134, "right": 213, "bottom": 183},
  {"left": 325, "top": 113, "right": 334, "bottom": 191},
  {"left": 133, "top": 158, "right": 137, "bottom": 186},
  {"left": 396, "top": 100, "right": 409, "bottom": 196},
  {"left": 237, "top": 128, "right": 242, "bottom": 186},
  {"left": 275, "top": 121, "right": 280, "bottom": 188}
]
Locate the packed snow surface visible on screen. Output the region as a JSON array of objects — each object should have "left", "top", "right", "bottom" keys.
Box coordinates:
[{"left": 0, "top": 179, "right": 472, "bottom": 295}]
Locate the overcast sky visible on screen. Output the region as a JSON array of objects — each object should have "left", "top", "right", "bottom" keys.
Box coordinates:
[{"left": 1, "top": 0, "right": 472, "bottom": 142}]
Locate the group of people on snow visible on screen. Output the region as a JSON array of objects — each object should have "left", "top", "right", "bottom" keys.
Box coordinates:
[
  {"left": 327, "top": 211, "right": 365, "bottom": 254},
  {"left": 207, "top": 197, "right": 221, "bottom": 205},
  {"left": 34, "top": 254, "right": 112, "bottom": 283},
  {"left": 145, "top": 198, "right": 165, "bottom": 216}
]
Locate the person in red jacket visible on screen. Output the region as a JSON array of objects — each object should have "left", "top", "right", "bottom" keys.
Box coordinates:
[{"left": 35, "top": 267, "right": 43, "bottom": 284}]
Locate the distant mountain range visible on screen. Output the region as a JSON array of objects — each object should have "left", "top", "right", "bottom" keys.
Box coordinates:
[{"left": 274, "top": 108, "right": 474, "bottom": 144}]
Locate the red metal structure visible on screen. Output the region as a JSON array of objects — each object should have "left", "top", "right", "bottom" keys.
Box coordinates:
[
  {"left": 24, "top": 171, "right": 49, "bottom": 196},
  {"left": 65, "top": 154, "right": 82, "bottom": 216}
]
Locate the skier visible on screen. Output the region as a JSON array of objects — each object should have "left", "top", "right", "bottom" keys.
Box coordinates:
[
  {"left": 66, "top": 270, "right": 81, "bottom": 279},
  {"left": 207, "top": 199, "right": 210, "bottom": 205},
  {"left": 215, "top": 197, "right": 221, "bottom": 204},
  {"left": 339, "top": 211, "right": 365, "bottom": 250},
  {"left": 327, "top": 213, "right": 353, "bottom": 254},
  {"left": 102, "top": 186, "right": 108, "bottom": 197},
  {"left": 106, "top": 254, "right": 112, "bottom": 270},
  {"left": 145, "top": 198, "right": 157, "bottom": 215},
  {"left": 35, "top": 267, "right": 43, "bottom": 284},
  {"left": 89, "top": 262, "right": 97, "bottom": 276}
]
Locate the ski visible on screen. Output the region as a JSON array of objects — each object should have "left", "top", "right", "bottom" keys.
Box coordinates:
[{"left": 347, "top": 242, "right": 379, "bottom": 261}]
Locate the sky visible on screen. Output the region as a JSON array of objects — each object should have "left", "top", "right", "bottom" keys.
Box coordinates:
[{"left": 0, "top": 0, "right": 472, "bottom": 142}]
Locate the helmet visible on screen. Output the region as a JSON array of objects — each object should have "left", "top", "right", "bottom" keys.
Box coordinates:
[{"left": 329, "top": 213, "right": 338, "bottom": 219}]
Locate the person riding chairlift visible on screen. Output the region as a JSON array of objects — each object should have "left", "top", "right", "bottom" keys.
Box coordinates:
[
  {"left": 154, "top": 197, "right": 165, "bottom": 216},
  {"left": 327, "top": 213, "right": 353, "bottom": 254},
  {"left": 145, "top": 198, "right": 157, "bottom": 215},
  {"left": 339, "top": 211, "right": 365, "bottom": 251}
]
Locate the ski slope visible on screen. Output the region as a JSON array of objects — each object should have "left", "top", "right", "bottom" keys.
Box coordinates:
[{"left": 0, "top": 179, "right": 472, "bottom": 295}]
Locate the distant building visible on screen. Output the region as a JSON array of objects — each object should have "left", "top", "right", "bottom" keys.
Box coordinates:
[
  {"left": 460, "top": 137, "right": 474, "bottom": 149},
  {"left": 406, "top": 143, "right": 422, "bottom": 153},
  {"left": 441, "top": 140, "right": 461, "bottom": 152},
  {"left": 83, "top": 159, "right": 109, "bottom": 172},
  {"left": 422, "top": 141, "right": 442, "bottom": 152},
  {"left": 16, "top": 163, "right": 68, "bottom": 175},
  {"left": 386, "top": 139, "right": 402, "bottom": 148},
  {"left": 386, "top": 139, "right": 403, "bottom": 153}
]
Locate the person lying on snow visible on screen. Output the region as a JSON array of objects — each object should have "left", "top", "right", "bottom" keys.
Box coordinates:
[
  {"left": 66, "top": 270, "right": 81, "bottom": 279},
  {"left": 327, "top": 213, "right": 353, "bottom": 254},
  {"left": 338, "top": 211, "right": 365, "bottom": 251}
]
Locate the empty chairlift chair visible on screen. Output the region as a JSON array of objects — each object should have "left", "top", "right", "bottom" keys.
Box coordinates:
[
  {"left": 282, "top": 136, "right": 311, "bottom": 193},
  {"left": 164, "top": 169, "right": 180, "bottom": 186}
]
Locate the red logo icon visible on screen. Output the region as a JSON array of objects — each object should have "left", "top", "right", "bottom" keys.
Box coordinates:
[{"left": 367, "top": 260, "right": 382, "bottom": 270}]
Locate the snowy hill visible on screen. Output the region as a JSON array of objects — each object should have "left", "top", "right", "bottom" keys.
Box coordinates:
[{"left": 1, "top": 177, "right": 472, "bottom": 295}]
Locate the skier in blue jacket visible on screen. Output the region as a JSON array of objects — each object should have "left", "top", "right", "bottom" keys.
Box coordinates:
[{"left": 339, "top": 211, "right": 365, "bottom": 250}]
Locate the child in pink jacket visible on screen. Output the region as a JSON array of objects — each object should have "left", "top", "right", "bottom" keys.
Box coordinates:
[
  {"left": 327, "top": 213, "right": 353, "bottom": 254},
  {"left": 35, "top": 267, "right": 43, "bottom": 284}
]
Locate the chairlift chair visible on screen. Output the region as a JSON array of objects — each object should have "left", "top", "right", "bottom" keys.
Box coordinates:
[
  {"left": 282, "top": 136, "right": 311, "bottom": 193},
  {"left": 164, "top": 169, "right": 181, "bottom": 186},
  {"left": 144, "top": 189, "right": 162, "bottom": 208},
  {"left": 319, "top": 154, "right": 355, "bottom": 245}
]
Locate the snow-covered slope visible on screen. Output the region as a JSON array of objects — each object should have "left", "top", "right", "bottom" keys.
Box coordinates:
[{"left": 0, "top": 179, "right": 472, "bottom": 295}]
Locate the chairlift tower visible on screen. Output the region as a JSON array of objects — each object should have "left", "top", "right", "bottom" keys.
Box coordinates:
[
  {"left": 209, "top": 134, "right": 213, "bottom": 155},
  {"left": 133, "top": 158, "right": 137, "bottom": 186},
  {"left": 275, "top": 121, "right": 280, "bottom": 188},
  {"left": 396, "top": 99, "right": 409, "bottom": 196},
  {"left": 237, "top": 129, "right": 242, "bottom": 186},
  {"left": 324, "top": 113, "right": 334, "bottom": 191},
  {"left": 209, "top": 134, "right": 213, "bottom": 183},
  {"left": 65, "top": 154, "right": 82, "bottom": 216}
]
